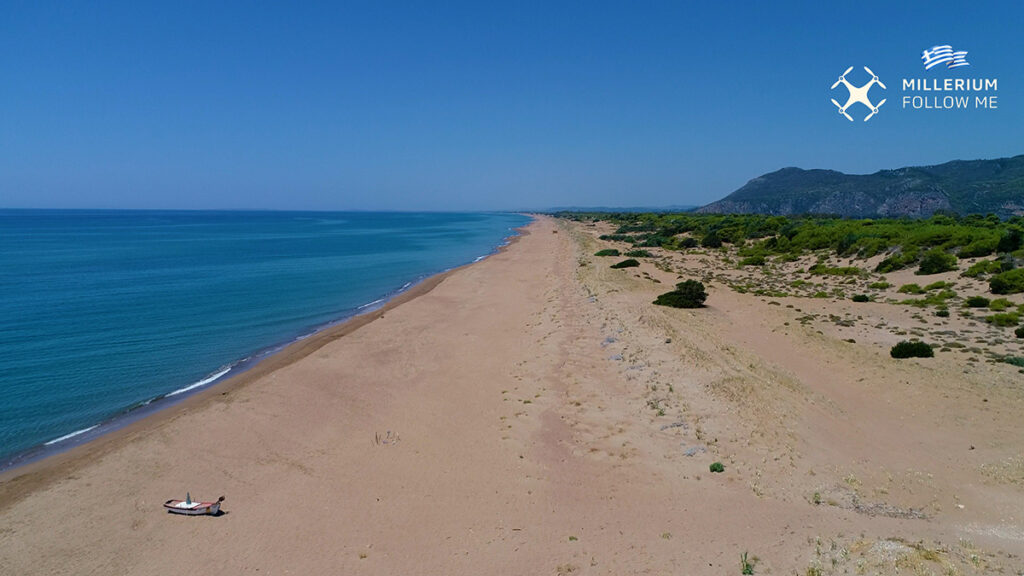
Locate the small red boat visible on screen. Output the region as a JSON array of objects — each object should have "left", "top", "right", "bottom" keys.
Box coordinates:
[{"left": 164, "top": 493, "right": 224, "bottom": 516}]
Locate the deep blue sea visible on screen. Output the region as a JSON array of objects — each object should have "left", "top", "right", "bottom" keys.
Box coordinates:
[{"left": 0, "top": 210, "right": 530, "bottom": 467}]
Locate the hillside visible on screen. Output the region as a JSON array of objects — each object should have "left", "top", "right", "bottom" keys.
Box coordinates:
[{"left": 698, "top": 155, "right": 1024, "bottom": 218}]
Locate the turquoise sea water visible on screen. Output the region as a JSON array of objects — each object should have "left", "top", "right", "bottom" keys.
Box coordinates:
[{"left": 0, "top": 210, "right": 530, "bottom": 467}]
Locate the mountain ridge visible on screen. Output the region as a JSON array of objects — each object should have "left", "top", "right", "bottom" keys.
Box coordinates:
[{"left": 698, "top": 155, "right": 1024, "bottom": 218}]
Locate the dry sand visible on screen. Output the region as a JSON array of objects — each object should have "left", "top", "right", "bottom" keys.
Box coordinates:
[{"left": 2, "top": 216, "right": 1023, "bottom": 575}]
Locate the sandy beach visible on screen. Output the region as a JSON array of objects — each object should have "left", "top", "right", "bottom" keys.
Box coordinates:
[{"left": 2, "top": 215, "right": 1024, "bottom": 575}]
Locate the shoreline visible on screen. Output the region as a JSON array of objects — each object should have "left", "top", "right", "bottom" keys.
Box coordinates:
[
  {"left": 0, "top": 219, "right": 533, "bottom": 501},
  {"left": 4, "top": 215, "right": 1024, "bottom": 574}
]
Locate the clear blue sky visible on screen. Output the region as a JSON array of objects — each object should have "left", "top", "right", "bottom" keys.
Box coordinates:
[{"left": 2, "top": 1, "right": 1021, "bottom": 210}]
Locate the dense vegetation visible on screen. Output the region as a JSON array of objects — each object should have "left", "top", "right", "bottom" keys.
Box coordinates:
[{"left": 560, "top": 211, "right": 1024, "bottom": 293}]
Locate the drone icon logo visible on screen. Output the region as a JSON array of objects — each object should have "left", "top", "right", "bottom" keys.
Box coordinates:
[{"left": 830, "top": 66, "right": 887, "bottom": 122}]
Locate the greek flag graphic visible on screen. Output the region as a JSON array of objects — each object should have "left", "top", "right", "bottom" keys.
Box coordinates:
[{"left": 921, "top": 45, "right": 970, "bottom": 70}]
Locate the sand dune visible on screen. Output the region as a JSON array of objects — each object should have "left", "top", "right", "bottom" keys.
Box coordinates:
[{"left": 2, "top": 216, "right": 1022, "bottom": 575}]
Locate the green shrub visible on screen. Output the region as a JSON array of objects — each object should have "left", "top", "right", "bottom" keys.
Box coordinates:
[
  {"left": 700, "top": 232, "right": 722, "bottom": 248},
  {"left": 1015, "top": 326, "right": 1024, "bottom": 338},
  {"left": 678, "top": 237, "right": 698, "bottom": 249},
  {"left": 989, "top": 298, "right": 1012, "bottom": 311},
  {"left": 638, "top": 235, "right": 670, "bottom": 248},
  {"left": 900, "top": 288, "right": 956, "bottom": 308},
  {"left": 610, "top": 259, "right": 640, "bottom": 269},
  {"left": 917, "top": 248, "right": 958, "bottom": 275},
  {"left": 653, "top": 280, "right": 708, "bottom": 309},
  {"left": 876, "top": 249, "right": 920, "bottom": 273},
  {"left": 739, "top": 255, "right": 766, "bottom": 266},
  {"left": 709, "top": 462, "right": 725, "bottom": 473},
  {"left": 998, "top": 228, "right": 1023, "bottom": 253},
  {"left": 812, "top": 291, "right": 829, "bottom": 298},
  {"left": 890, "top": 341, "right": 934, "bottom": 358},
  {"left": 1003, "top": 356, "right": 1024, "bottom": 367},
  {"left": 808, "top": 263, "right": 863, "bottom": 276},
  {"left": 594, "top": 248, "right": 620, "bottom": 257},
  {"left": 869, "top": 281, "right": 891, "bottom": 289},
  {"left": 851, "top": 294, "right": 870, "bottom": 302},
  {"left": 985, "top": 313, "right": 1020, "bottom": 327},
  {"left": 624, "top": 249, "right": 652, "bottom": 257},
  {"left": 965, "top": 296, "right": 991, "bottom": 308},
  {"left": 959, "top": 238, "right": 998, "bottom": 258},
  {"left": 990, "top": 269, "right": 1024, "bottom": 294},
  {"left": 897, "top": 283, "right": 924, "bottom": 294},
  {"left": 935, "top": 309, "right": 950, "bottom": 317},
  {"left": 963, "top": 259, "right": 1003, "bottom": 278},
  {"left": 924, "top": 281, "right": 950, "bottom": 291}
]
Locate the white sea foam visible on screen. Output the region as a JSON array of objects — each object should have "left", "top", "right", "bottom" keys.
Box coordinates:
[
  {"left": 166, "top": 366, "right": 231, "bottom": 397},
  {"left": 358, "top": 298, "right": 386, "bottom": 310},
  {"left": 44, "top": 425, "right": 99, "bottom": 446}
]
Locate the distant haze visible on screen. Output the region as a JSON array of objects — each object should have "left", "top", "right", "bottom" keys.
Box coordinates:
[{"left": 2, "top": 3, "right": 1022, "bottom": 210}]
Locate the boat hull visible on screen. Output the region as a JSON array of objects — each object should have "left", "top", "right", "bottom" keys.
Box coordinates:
[{"left": 163, "top": 500, "right": 221, "bottom": 515}]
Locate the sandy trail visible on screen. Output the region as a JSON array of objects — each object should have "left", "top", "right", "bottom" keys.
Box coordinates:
[{"left": 1, "top": 216, "right": 1022, "bottom": 575}]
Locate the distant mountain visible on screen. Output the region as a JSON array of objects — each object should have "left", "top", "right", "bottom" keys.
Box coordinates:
[
  {"left": 698, "top": 155, "right": 1024, "bottom": 218},
  {"left": 544, "top": 205, "right": 697, "bottom": 213}
]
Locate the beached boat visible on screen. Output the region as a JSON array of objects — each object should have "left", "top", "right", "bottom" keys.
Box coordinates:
[{"left": 163, "top": 493, "right": 224, "bottom": 516}]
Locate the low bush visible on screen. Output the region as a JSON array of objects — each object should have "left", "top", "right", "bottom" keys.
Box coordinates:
[
  {"left": 1015, "top": 326, "right": 1024, "bottom": 338},
  {"left": 809, "top": 263, "right": 863, "bottom": 276},
  {"left": 851, "top": 294, "right": 870, "bottom": 302},
  {"left": 989, "top": 298, "right": 1012, "bottom": 311},
  {"left": 610, "top": 259, "right": 640, "bottom": 269},
  {"left": 963, "top": 259, "right": 1004, "bottom": 278},
  {"left": 869, "top": 281, "right": 891, "bottom": 289},
  {"left": 598, "top": 234, "right": 631, "bottom": 242},
  {"left": 935, "top": 309, "right": 950, "bottom": 317},
  {"left": 900, "top": 287, "right": 956, "bottom": 307},
  {"left": 998, "top": 228, "right": 1023, "bottom": 253},
  {"left": 924, "top": 281, "right": 951, "bottom": 291},
  {"left": 638, "top": 235, "right": 669, "bottom": 248},
  {"left": 965, "top": 296, "right": 991, "bottom": 308},
  {"left": 917, "top": 248, "right": 958, "bottom": 275},
  {"left": 959, "top": 238, "right": 998, "bottom": 258},
  {"left": 624, "top": 249, "right": 652, "bottom": 257},
  {"left": 876, "top": 249, "right": 920, "bottom": 273},
  {"left": 990, "top": 269, "right": 1024, "bottom": 294},
  {"left": 985, "top": 312, "right": 1020, "bottom": 327},
  {"left": 653, "top": 280, "right": 708, "bottom": 309},
  {"left": 739, "top": 255, "right": 766, "bottom": 266},
  {"left": 890, "top": 341, "right": 934, "bottom": 358},
  {"left": 898, "top": 283, "right": 924, "bottom": 294},
  {"left": 594, "top": 249, "right": 620, "bottom": 257},
  {"left": 678, "top": 237, "right": 698, "bottom": 249},
  {"left": 700, "top": 232, "right": 722, "bottom": 248},
  {"left": 709, "top": 462, "right": 725, "bottom": 473}
]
